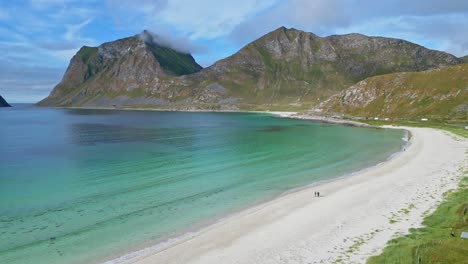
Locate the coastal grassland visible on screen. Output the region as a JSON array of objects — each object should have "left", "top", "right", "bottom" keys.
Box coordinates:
[
  {"left": 360, "top": 117, "right": 468, "bottom": 262},
  {"left": 361, "top": 119, "right": 468, "bottom": 138},
  {"left": 146, "top": 44, "right": 202, "bottom": 75},
  {"left": 460, "top": 56, "right": 468, "bottom": 63},
  {"left": 367, "top": 175, "right": 468, "bottom": 264}
]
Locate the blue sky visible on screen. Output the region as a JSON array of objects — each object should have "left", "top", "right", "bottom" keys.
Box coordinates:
[{"left": 1, "top": 0, "right": 467, "bottom": 103}]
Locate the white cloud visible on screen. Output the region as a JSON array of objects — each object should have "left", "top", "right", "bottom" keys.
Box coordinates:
[
  {"left": 139, "top": 30, "right": 207, "bottom": 54},
  {"left": 107, "top": 0, "right": 279, "bottom": 40},
  {"left": 64, "top": 18, "right": 93, "bottom": 41},
  {"left": 229, "top": 0, "right": 350, "bottom": 45},
  {"left": 227, "top": 0, "right": 468, "bottom": 56},
  {"left": 3, "top": 0, "right": 468, "bottom": 103},
  {"left": 158, "top": 0, "right": 279, "bottom": 39}
]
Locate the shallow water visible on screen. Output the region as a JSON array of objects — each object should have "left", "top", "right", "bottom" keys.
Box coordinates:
[{"left": 0, "top": 105, "right": 404, "bottom": 264}]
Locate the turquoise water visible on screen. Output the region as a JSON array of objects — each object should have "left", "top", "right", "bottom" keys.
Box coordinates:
[{"left": 0, "top": 105, "right": 405, "bottom": 264}]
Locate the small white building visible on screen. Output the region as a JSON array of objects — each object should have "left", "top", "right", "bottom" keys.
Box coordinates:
[
  {"left": 421, "top": 118, "right": 428, "bottom": 121},
  {"left": 374, "top": 117, "right": 379, "bottom": 120}
]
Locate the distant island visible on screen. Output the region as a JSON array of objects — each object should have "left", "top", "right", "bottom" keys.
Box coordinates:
[
  {"left": 0, "top": 95, "right": 11, "bottom": 107},
  {"left": 37, "top": 27, "right": 467, "bottom": 121}
]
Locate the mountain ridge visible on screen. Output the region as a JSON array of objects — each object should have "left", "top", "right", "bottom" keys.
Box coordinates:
[{"left": 37, "top": 27, "right": 462, "bottom": 112}]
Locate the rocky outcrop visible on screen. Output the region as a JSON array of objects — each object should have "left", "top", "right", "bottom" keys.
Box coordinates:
[
  {"left": 37, "top": 27, "right": 462, "bottom": 110},
  {"left": 317, "top": 64, "right": 468, "bottom": 120},
  {"left": 0, "top": 95, "right": 11, "bottom": 107}
]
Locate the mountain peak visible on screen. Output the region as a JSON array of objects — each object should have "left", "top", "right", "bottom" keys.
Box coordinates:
[
  {"left": 272, "top": 26, "right": 301, "bottom": 32},
  {"left": 37, "top": 30, "right": 203, "bottom": 107},
  {"left": 138, "top": 29, "right": 155, "bottom": 44},
  {"left": 269, "top": 26, "right": 305, "bottom": 36},
  {"left": 260, "top": 27, "right": 319, "bottom": 44},
  {"left": 38, "top": 28, "right": 461, "bottom": 111},
  {"left": 273, "top": 26, "right": 288, "bottom": 32}
]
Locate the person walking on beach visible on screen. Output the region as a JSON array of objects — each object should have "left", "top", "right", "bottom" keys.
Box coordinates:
[
  {"left": 317, "top": 192, "right": 320, "bottom": 197},
  {"left": 314, "top": 192, "right": 317, "bottom": 197}
]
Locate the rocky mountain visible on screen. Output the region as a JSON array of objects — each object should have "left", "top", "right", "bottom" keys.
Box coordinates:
[
  {"left": 37, "top": 27, "right": 461, "bottom": 110},
  {"left": 0, "top": 95, "right": 11, "bottom": 107},
  {"left": 317, "top": 64, "right": 468, "bottom": 120},
  {"left": 37, "top": 30, "right": 202, "bottom": 107}
]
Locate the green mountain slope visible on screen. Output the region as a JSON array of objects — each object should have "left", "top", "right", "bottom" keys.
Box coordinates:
[
  {"left": 37, "top": 27, "right": 461, "bottom": 110},
  {"left": 188, "top": 27, "right": 461, "bottom": 109},
  {"left": 318, "top": 64, "right": 468, "bottom": 120},
  {"left": 460, "top": 55, "right": 468, "bottom": 63}
]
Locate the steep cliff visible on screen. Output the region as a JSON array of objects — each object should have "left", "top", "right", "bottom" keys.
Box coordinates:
[{"left": 37, "top": 30, "right": 202, "bottom": 107}]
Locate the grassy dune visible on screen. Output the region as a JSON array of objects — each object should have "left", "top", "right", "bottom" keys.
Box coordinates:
[
  {"left": 368, "top": 176, "right": 468, "bottom": 264},
  {"left": 366, "top": 124, "right": 467, "bottom": 263},
  {"left": 362, "top": 119, "right": 468, "bottom": 138}
]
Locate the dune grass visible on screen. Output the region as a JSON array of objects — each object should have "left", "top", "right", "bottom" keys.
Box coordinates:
[
  {"left": 367, "top": 175, "right": 468, "bottom": 264},
  {"left": 365, "top": 118, "right": 467, "bottom": 263},
  {"left": 362, "top": 119, "right": 468, "bottom": 138}
]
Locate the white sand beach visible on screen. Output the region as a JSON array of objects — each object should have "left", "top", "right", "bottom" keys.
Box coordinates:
[{"left": 116, "top": 126, "right": 466, "bottom": 264}]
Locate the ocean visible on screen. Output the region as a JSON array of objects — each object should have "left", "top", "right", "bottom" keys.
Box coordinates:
[{"left": 0, "top": 105, "right": 405, "bottom": 264}]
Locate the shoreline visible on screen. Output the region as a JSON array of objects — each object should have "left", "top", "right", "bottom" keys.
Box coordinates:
[
  {"left": 31, "top": 106, "right": 464, "bottom": 263},
  {"left": 76, "top": 108, "right": 401, "bottom": 263},
  {"left": 269, "top": 111, "right": 374, "bottom": 128},
  {"left": 101, "top": 126, "right": 411, "bottom": 264},
  {"left": 105, "top": 126, "right": 466, "bottom": 264},
  {"left": 36, "top": 105, "right": 377, "bottom": 128}
]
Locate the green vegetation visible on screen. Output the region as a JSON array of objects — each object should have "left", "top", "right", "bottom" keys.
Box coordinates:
[
  {"left": 325, "top": 64, "right": 468, "bottom": 120},
  {"left": 367, "top": 176, "right": 468, "bottom": 264},
  {"left": 147, "top": 45, "right": 202, "bottom": 75},
  {"left": 460, "top": 56, "right": 468, "bottom": 63},
  {"left": 77, "top": 46, "right": 98, "bottom": 64},
  {"left": 362, "top": 118, "right": 467, "bottom": 264},
  {"left": 39, "top": 27, "right": 462, "bottom": 112},
  {"left": 363, "top": 114, "right": 468, "bottom": 263},
  {"left": 361, "top": 119, "right": 468, "bottom": 138}
]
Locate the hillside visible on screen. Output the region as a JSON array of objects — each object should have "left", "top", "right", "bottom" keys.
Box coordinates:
[
  {"left": 37, "top": 27, "right": 461, "bottom": 110},
  {"left": 318, "top": 64, "right": 468, "bottom": 120},
  {"left": 0, "top": 95, "right": 11, "bottom": 107},
  {"left": 460, "top": 55, "right": 468, "bottom": 63},
  {"left": 189, "top": 27, "right": 461, "bottom": 109}
]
